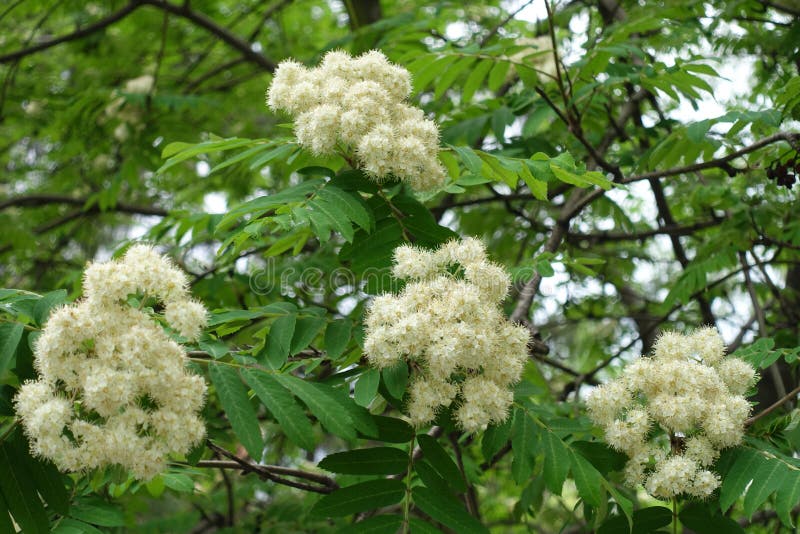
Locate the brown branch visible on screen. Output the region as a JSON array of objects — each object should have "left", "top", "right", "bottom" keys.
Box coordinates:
[
  {"left": 448, "top": 433, "right": 480, "bottom": 520},
  {"left": 510, "top": 214, "right": 570, "bottom": 323},
  {"left": 746, "top": 382, "right": 800, "bottom": 426},
  {"left": 204, "top": 443, "right": 339, "bottom": 494},
  {"left": 739, "top": 250, "right": 788, "bottom": 401}
]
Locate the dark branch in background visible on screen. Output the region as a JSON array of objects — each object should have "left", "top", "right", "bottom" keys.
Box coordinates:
[
  {"left": 570, "top": 132, "right": 800, "bottom": 216},
  {"left": 0, "top": 194, "right": 168, "bottom": 217},
  {"left": 761, "top": 0, "right": 800, "bottom": 17},
  {"left": 648, "top": 177, "right": 717, "bottom": 328},
  {"left": 0, "top": 2, "right": 142, "bottom": 64},
  {"left": 0, "top": 0, "right": 276, "bottom": 72},
  {"left": 140, "top": 0, "right": 276, "bottom": 72},
  {"left": 739, "top": 250, "right": 788, "bottom": 402}
]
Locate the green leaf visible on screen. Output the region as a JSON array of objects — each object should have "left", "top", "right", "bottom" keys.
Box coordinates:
[
  {"left": 327, "top": 386, "right": 379, "bottom": 438},
  {"left": 743, "top": 457, "right": 786, "bottom": 518},
  {"left": 382, "top": 361, "right": 409, "bottom": 400},
  {"left": 511, "top": 409, "right": 538, "bottom": 485},
  {"left": 311, "top": 479, "right": 405, "bottom": 517},
  {"left": 324, "top": 319, "right": 352, "bottom": 359},
  {"left": 208, "top": 363, "right": 263, "bottom": 459},
  {"left": 32, "top": 289, "right": 67, "bottom": 325},
  {"left": 51, "top": 518, "right": 105, "bottom": 534},
  {"left": 598, "top": 506, "right": 672, "bottom": 534},
  {"left": 415, "top": 460, "right": 451, "bottom": 496},
  {"left": 569, "top": 449, "right": 604, "bottom": 507},
  {"left": 450, "top": 145, "right": 483, "bottom": 175},
  {"left": 263, "top": 314, "right": 296, "bottom": 368},
  {"left": 416, "top": 434, "right": 466, "bottom": 493},
  {"left": 354, "top": 368, "right": 380, "bottom": 407},
  {"left": 435, "top": 56, "right": 476, "bottom": 100},
  {"left": 535, "top": 259, "right": 555, "bottom": 277},
  {"left": 272, "top": 374, "right": 356, "bottom": 440},
  {"left": 487, "top": 60, "right": 511, "bottom": 92},
  {"left": 482, "top": 417, "right": 512, "bottom": 461},
  {"left": 413, "top": 55, "right": 459, "bottom": 94},
  {"left": 145, "top": 475, "right": 165, "bottom": 498},
  {"left": 720, "top": 447, "right": 763, "bottom": 512},
  {"left": 409, "top": 516, "right": 444, "bottom": 534},
  {"left": 0, "top": 492, "right": 14, "bottom": 534},
  {"left": 318, "top": 447, "right": 408, "bottom": 475},
  {"left": 462, "top": 59, "right": 493, "bottom": 104},
  {"left": 679, "top": 502, "right": 744, "bottom": 534},
  {"left": 310, "top": 196, "right": 355, "bottom": 242},
  {"left": 157, "top": 137, "right": 255, "bottom": 174},
  {"left": 686, "top": 120, "right": 711, "bottom": 143},
  {"left": 290, "top": 316, "right": 326, "bottom": 355},
  {"left": 337, "top": 514, "right": 403, "bottom": 533},
  {"left": 69, "top": 498, "right": 125, "bottom": 527},
  {"left": 216, "top": 179, "right": 323, "bottom": 232},
  {"left": 0, "top": 440, "right": 49, "bottom": 534},
  {"left": 776, "top": 471, "right": 800, "bottom": 527},
  {"left": 372, "top": 416, "right": 414, "bottom": 443},
  {"left": 519, "top": 164, "right": 548, "bottom": 200},
  {"left": 541, "top": 431, "right": 570, "bottom": 494},
  {"left": 3, "top": 429, "right": 69, "bottom": 515},
  {"left": 411, "top": 486, "right": 489, "bottom": 534},
  {"left": 0, "top": 323, "right": 24, "bottom": 378},
  {"left": 241, "top": 369, "right": 316, "bottom": 451},
  {"left": 162, "top": 473, "right": 195, "bottom": 493}
]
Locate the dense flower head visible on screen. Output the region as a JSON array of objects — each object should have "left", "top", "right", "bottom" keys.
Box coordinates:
[
  {"left": 266, "top": 50, "right": 446, "bottom": 191},
  {"left": 363, "top": 238, "right": 529, "bottom": 432},
  {"left": 15, "top": 244, "right": 208, "bottom": 480},
  {"left": 586, "top": 327, "right": 756, "bottom": 499}
]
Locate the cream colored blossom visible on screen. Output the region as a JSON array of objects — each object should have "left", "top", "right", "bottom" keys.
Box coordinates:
[
  {"left": 363, "top": 238, "right": 528, "bottom": 432},
  {"left": 587, "top": 327, "right": 755, "bottom": 499},
  {"left": 15, "top": 244, "right": 207, "bottom": 480},
  {"left": 266, "top": 50, "right": 446, "bottom": 191}
]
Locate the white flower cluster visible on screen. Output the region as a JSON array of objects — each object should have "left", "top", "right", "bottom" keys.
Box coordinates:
[
  {"left": 15, "top": 245, "right": 208, "bottom": 480},
  {"left": 587, "top": 327, "right": 756, "bottom": 499},
  {"left": 266, "top": 50, "right": 447, "bottom": 191},
  {"left": 363, "top": 238, "right": 529, "bottom": 432}
]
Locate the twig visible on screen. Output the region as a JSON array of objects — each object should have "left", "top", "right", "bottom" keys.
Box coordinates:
[
  {"left": 746, "top": 383, "right": 800, "bottom": 426},
  {"left": 204, "top": 442, "right": 339, "bottom": 493}
]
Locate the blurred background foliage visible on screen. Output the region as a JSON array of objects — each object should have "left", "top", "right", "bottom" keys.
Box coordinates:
[{"left": 1, "top": 0, "right": 800, "bottom": 532}]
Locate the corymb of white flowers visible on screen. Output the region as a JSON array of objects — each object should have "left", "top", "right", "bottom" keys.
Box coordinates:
[
  {"left": 363, "top": 238, "right": 530, "bottom": 432},
  {"left": 587, "top": 327, "right": 756, "bottom": 499},
  {"left": 14, "top": 245, "right": 208, "bottom": 480},
  {"left": 266, "top": 49, "right": 447, "bottom": 191}
]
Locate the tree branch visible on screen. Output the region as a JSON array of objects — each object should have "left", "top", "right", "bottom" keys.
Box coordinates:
[
  {"left": 746, "top": 382, "right": 800, "bottom": 426},
  {"left": 0, "top": 194, "right": 168, "bottom": 217},
  {"left": 0, "top": 0, "right": 277, "bottom": 72},
  {"left": 571, "top": 132, "right": 800, "bottom": 215},
  {"left": 0, "top": 2, "right": 143, "bottom": 64},
  {"left": 140, "top": 0, "right": 276, "bottom": 72},
  {"left": 204, "top": 442, "right": 339, "bottom": 494}
]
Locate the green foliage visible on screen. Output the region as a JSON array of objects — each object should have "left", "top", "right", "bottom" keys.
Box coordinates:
[{"left": 2, "top": 0, "right": 800, "bottom": 531}]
